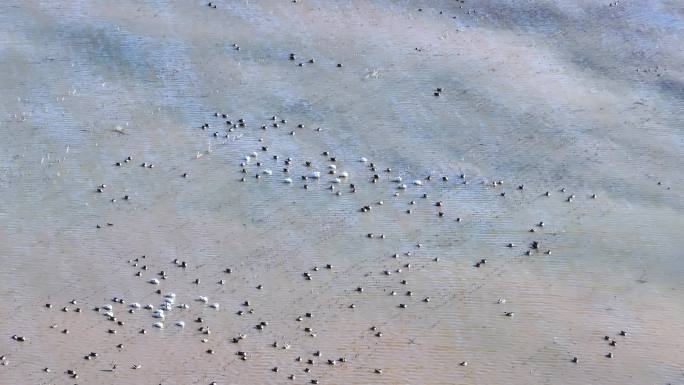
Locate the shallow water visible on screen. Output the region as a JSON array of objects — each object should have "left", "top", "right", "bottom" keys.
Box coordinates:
[{"left": 0, "top": 1, "right": 683, "bottom": 384}]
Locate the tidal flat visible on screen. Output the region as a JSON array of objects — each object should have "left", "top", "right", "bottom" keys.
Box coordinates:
[{"left": 0, "top": 1, "right": 683, "bottom": 384}]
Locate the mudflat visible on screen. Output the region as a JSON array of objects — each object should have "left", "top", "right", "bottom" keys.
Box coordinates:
[{"left": 0, "top": 1, "right": 682, "bottom": 384}]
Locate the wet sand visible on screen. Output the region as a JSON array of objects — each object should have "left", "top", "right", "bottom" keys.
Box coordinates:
[{"left": 0, "top": 1, "right": 683, "bottom": 384}]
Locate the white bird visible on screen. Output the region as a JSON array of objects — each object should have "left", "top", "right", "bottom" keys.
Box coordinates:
[
  {"left": 332, "top": 178, "right": 342, "bottom": 184},
  {"left": 175, "top": 321, "right": 185, "bottom": 328},
  {"left": 129, "top": 303, "right": 141, "bottom": 309},
  {"left": 251, "top": 151, "right": 258, "bottom": 158},
  {"left": 339, "top": 171, "right": 349, "bottom": 178},
  {"left": 210, "top": 303, "right": 220, "bottom": 310},
  {"left": 328, "top": 164, "right": 337, "bottom": 170},
  {"left": 262, "top": 169, "right": 272, "bottom": 175},
  {"left": 159, "top": 303, "right": 172, "bottom": 311},
  {"left": 148, "top": 278, "right": 159, "bottom": 285},
  {"left": 102, "top": 304, "right": 113, "bottom": 311},
  {"left": 283, "top": 178, "right": 293, "bottom": 184},
  {"left": 413, "top": 180, "right": 423, "bottom": 186},
  {"left": 153, "top": 310, "right": 165, "bottom": 319},
  {"left": 308, "top": 171, "right": 321, "bottom": 179},
  {"left": 144, "top": 304, "right": 154, "bottom": 310},
  {"left": 398, "top": 184, "right": 407, "bottom": 190},
  {"left": 359, "top": 157, "right": 368, "bottom": 163},
  {"left": 392, "top": 176, "right": 402, "bottom": 183},
  {"left": 153, "top": 322, "right": 164, "bottom": 329},
  {"left": 197, "top": 296, "right": 208, "bottom": 303},
  {"left": 178, "top": 304, "right": 190, "bottom": 309}
]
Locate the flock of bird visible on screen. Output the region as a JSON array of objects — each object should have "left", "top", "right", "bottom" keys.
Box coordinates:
[
  {"left": 5, "top": 102, "right": 628, "bottom": 385},
  {"left": 4, "top": 3, "right": 642, "bottom": 385}
]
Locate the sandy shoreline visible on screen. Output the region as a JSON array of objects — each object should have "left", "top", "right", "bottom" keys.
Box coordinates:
[{"left": 1, "top": 1, "right": 683, "bottom": 384}]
